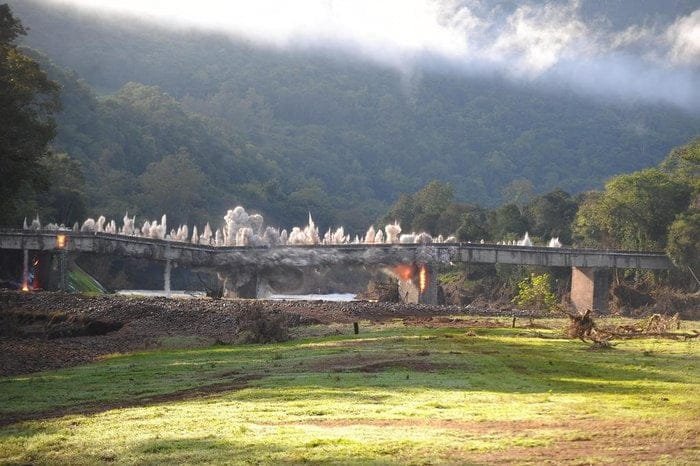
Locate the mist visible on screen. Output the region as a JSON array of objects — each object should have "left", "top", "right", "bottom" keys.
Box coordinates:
[{"left": 40, "top": 0, "right": 700, "bottom": 110}]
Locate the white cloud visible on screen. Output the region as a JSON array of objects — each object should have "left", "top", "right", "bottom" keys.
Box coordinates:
[
  {"left": 666, "top": 10, "right": 700, "bottom": 66},
  {"left": 489, "top": 1, "right": 588, "bottom": 75},
  {"left": 40, "top": 0, "right": 700, "bottom": 110}
]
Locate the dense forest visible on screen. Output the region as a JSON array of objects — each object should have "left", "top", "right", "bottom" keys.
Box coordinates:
[
  {"left": 3, "top": 0, "right": 699, "bottom": 234},
  {"left": 374, "top": 136, "right": 698, "bottom": 305},
  {"left": 1, "top": 1, "right": 698, "bottom": 303},
  {"left": 383, "top": 138, "right": 698, "bottom": 268}
]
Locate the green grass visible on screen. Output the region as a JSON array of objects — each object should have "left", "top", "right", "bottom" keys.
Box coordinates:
[
  {"left": 67, "top": 265, "right": 106, "bottom": 294},
  {"left": 1, "top": 319, "right": 698, "bottom": 464},
  {"left": 437, "top": 270, "right": 463, "bottom": 285}
]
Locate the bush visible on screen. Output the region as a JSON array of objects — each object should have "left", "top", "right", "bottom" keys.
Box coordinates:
[
  {"left": 235, "top": 304, "right": 289, "bottom": 344},
  {"left": 512, "top": 273, "right": 557, "bottom": 311}
]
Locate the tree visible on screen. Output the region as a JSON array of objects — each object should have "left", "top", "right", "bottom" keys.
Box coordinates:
[
  {"left": 456, "top": 206, "right": 490, "bottom": 241},
  {"left": 512, "top": 273, "right": 557, "bottom": 312},
  {"left": 525, "top": 189, "right": 579, "bottom": 244},
  {"left": 571, "top": 192, "right": 607, "bottom": 247},
  {"left": 382, "top": 193, "right": 416, "bottom": 230},
  {"left": 491, "top": 203, "right": 528, "bottom": 240},
  {"left": 572, "top": 169, "right": 691, "bottom": 250},
  {"left": 662, "top": 140, "right": 700, "bottom": 276},
  {"left": 0, "top": 4, "right": 60, "bottom": 225},
  {"left": 413, "top": 181, "right": 454, "bottom": 214},
  {"left": 383, "top": 180, "right": 455, "bottom": 234},
  {"left": 660, "top": 138, "right": 700, "bottom": 192},
  {"left": 411, "top": 181, "right": 455, "bottom": 233},
  {"left": 666, "top": 212, "right": 700, "bottom": 273},
  {"left": 660, "top": 138, "right": 699, "bottom": 211},
  {"left": 138, "top": 150, "right": 207, "bottom": 226},
  {"left": 35, "top": 152, "right": 86, "bottom": 225},
  {"left": 502, "top": 178, "right": 534, "bottom": 207}
]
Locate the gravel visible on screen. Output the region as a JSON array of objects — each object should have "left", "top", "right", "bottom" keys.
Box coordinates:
[{"left": 0, "top": 290, "right": 542, "bottom": 376}]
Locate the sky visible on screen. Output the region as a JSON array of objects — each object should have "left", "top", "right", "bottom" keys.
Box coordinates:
[{"left": 41, "top": 0, "right": 700, "bottom": 111}]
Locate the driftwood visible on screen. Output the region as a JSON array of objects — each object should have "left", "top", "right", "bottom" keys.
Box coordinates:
[
  {"left": 599, "top": 313, "right": 698, "bottom": 341},
  {"left": 564, "top": 309, "right": 602, "bottom": 343},
  {"left": 562, "top": 308, "right": 699, "bottom": 344},
  {"left": 605, "top": 330, "right": 699, "bottom": 341},
  {"left": 560, "top": 309, "right": 615, "bottom": 347},
  {"left": 564, "top": 310, "right": 699, "bottom": 342}
]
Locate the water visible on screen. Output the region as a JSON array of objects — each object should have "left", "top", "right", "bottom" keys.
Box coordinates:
[
  {"left": 268, "top": 293, "right": 356, "bottom": 302},
  {"left": 116, "top": 290, "right": 205, "bottom": 299},
  {"left": 116, "top": 290, "right": 355, "bottom": 301}
]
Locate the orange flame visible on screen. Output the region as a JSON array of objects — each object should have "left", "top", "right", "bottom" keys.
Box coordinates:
[
  {"left": 392, "top": 264, "right": 416, "bottom": 281},
  {"left": 419, "top": 265, "right": 428, "bottom": 293},
  {"left": 21, "top": 284, "right": 29, "bottom": 292}
]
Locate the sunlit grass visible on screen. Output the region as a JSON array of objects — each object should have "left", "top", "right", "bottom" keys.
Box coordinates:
[{"left": 1, "top": 319, "right": 698, "bottom": 464}]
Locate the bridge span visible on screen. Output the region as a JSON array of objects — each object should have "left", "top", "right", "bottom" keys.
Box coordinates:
[{"left": 0, "top": 230, "right": 673, "bottom": 312}]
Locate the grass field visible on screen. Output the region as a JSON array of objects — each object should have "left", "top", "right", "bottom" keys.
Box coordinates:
[{"left": 1, "top": 318, "right": 698, "bottom": 464}]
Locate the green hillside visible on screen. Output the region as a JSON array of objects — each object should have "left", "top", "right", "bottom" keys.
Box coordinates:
[{"left": 6, "top": 0, "right": 699, "bottom": 232}]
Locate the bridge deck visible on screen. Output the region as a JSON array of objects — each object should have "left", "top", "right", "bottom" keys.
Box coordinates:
[{"left": 0, "top": 230, "right": 673, "bottom": 270}]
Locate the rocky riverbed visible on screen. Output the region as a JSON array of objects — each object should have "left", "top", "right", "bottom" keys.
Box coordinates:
[{"left": 0, "top": 290, "right": 540, "bottom": 376}]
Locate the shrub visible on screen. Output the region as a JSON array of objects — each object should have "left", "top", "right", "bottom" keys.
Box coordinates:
[
  {"left": 512, "top": 273, "right": 557, "bottom": 311},
  {"left": 235, "top": 304, "right": 289, "bottom": 344}
]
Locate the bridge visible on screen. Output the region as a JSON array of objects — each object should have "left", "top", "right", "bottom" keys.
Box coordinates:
[{"left": 0, "top": 230, "right": 673, "bottom": 312}]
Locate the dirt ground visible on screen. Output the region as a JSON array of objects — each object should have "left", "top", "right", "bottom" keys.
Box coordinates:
[
  {"left": 0, "top": 290, "right": 537, "bottom": 376},
  {"left": 300, "top": 418, "right": 698, "bottom": 465}
]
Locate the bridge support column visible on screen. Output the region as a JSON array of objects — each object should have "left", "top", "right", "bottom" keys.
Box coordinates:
[
  {"left": 420, "top": 264, "right": 439, "bottom": 305},
  {"left": 56, "top": 250, "right": 67, "bottom": 292},
  {"left": 398, "top": 264, "right": 438, "bottom": 305},
  {"left": 235, "top": 273, "right": 259, "bottom": 299},
  {"left": 22, "top": 248, "right": 28, "bottom": 290},
  {"left": 571, "top": 267, "right": 609, "bottom": 314},
  {"left": 219, "top": 270, "right": 260, "bottom": 299},
  {"left": 164, "top": 259, "right": 172, "bottom": 298},
  {"left": 255, "top": 276, "right": 271, "bottom": 299}
]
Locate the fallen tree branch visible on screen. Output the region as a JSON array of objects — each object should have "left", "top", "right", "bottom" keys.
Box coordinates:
[
  {"left": 598, "top": 329, "right": 699, "bottom": 341},
  {"left": 688, "top": 266, "right": 700, "bottom": 288},
  {"left": 564, "top": 309, "right": 605, "bottom": 344}
]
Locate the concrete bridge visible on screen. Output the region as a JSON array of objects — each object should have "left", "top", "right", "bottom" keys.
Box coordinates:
[{"left": 0, "top": 230, "right": 673, "bottom": 312}]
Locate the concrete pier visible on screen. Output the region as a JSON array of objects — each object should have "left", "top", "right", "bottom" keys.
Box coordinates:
[
  {"left": 22, "top": 248, "right": 28, "bottom": 290},
  {"left": 397, "top": 264, "right": 438, "bottom": 305},
  {"left": 571, "top": 267, "right": 610, "bottom": 313},
  {"left": 164, "top": 259, "right": 172, "bottom": 298}
]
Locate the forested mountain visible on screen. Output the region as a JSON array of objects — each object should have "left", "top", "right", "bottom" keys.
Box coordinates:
[{"left": 6, "top": 0, "right": 699, "bottom": 232}]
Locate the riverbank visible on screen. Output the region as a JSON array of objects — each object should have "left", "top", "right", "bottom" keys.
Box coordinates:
[{"left": 0, "top": 290, "right": 542, "bottom": 376}]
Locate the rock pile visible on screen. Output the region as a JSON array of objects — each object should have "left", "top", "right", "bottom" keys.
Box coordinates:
[{"left": 0, "top": 290, "right": 542, "bottom": 376}]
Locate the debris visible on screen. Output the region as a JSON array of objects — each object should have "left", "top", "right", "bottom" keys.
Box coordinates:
[
  {"left": 605, "top": 313, "right": 698, "bottom": 341},
  {"left": 565, "top": 309, "right": 597, "bottom": 343}
]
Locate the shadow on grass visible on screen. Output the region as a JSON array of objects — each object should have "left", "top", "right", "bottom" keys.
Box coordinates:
[
  {"left": 114, "top": 436, "right": 382, "bottom": 465},
  {"left": 1, "top": 430, "right": 389, "bottom": 465},
  {"left": 0, "top": 326, "right": 696, "bottom": 426},
  {"left": 0, "top": 374, "right": 262, "bottom": 427}
]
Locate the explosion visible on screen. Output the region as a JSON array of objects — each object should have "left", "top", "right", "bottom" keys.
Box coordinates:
[
  {"left": 392, "top": 264, "right": 416, "bottom": 281},
  {"left": 419, "top": 264, "right": 427, "bottom": 294},
  {"left": 22, "top": 206, "right": 468, "bottom": 248}
]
